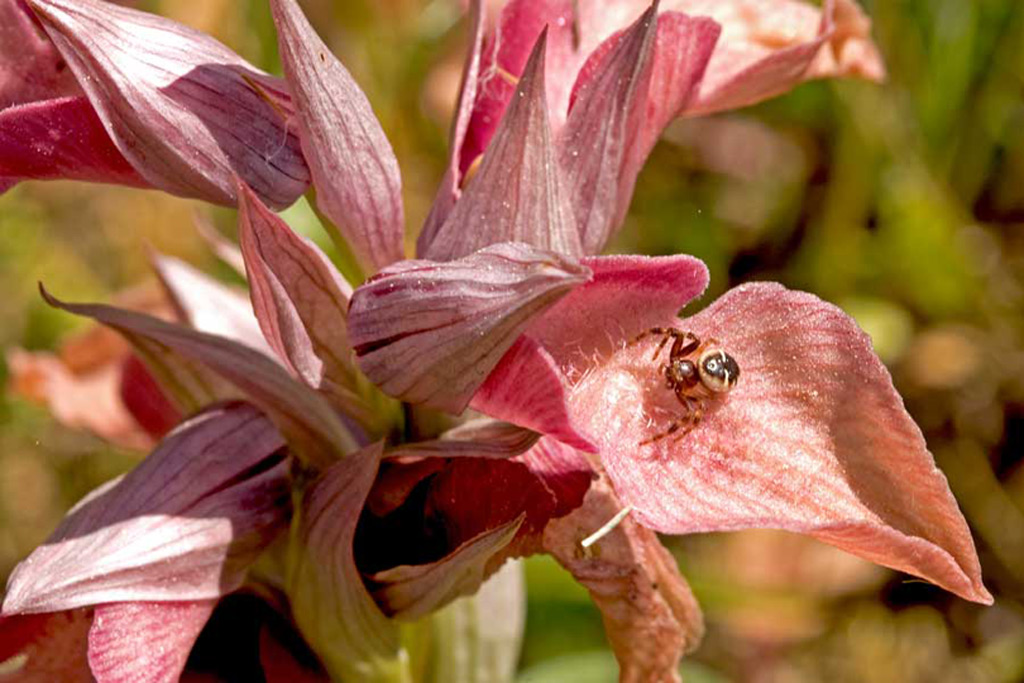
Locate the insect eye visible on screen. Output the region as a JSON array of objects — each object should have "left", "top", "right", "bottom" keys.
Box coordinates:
[{"left": 698, "top": 350, "right": 740, "bottom": 393}]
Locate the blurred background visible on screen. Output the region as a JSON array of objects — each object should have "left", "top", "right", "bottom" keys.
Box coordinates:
[{"left": 2, "top": 0, "right": 1023, "bottom": 681}]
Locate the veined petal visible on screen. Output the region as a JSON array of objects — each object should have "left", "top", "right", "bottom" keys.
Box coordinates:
[
  {"left": 675, "top": 0, "right": 886, "bottom": 116},
  {"left": 269, "top": 0, "right": 404, "bottom": 273},
  {"left": 236, "top": 183, "right": 381, "bottom": 431},
  {"left": 543, "top": 475, "right": 704, "bottom": 682},
  {"left": 574, "top": 283, "right": 991, "bottom": 604},
  {"left": 25, "top": 0, "right": 310, "bottom": 208},
  {"left": 0, "top": 97, "right": 147, "bottom": 191},
  {"left": 41, "top": 287, "right": 358, "bottom": 468},
  {"left": 387, "top": 418, "right": 541, "bottom": 459},
  {"left": 472, "top": 254, "right": 706, "bottom": 447},
  {"left": 287, "top": 443, "right": 406, "bottom": 682},
  {"left": 151, "top": 252, "right": 272, "bottom": 356},
  {"left": 88, "top": 600, "right": 215, "bottom": 683},
  {"left": 369, "top": 516, "right": 523, "bottom": 621},
  {"left": 2, "top": 403, "right": 289, "bottom": 615},
  {"left": 419, "top": 31, "right": 581, "bottom": 261},
  {"left": 561, "top": 8, "right": 719, "bottom": 253},
  {"left": 349, "top": 242, "right": 591, "bottom": 413}
]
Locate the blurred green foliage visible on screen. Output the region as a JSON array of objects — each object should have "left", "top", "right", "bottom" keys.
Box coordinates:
[{"left": 3, "top": 0, "right": 1024, "bottom": 680}]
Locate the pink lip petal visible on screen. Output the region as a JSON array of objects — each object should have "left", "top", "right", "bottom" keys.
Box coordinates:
[
  {"left": 420, "top": 30, "right": 581, "bottom": 262},
  {"left": 514, "top": 435, "right": 595, "bottom": 518},
  {"left": 575, "top": 282, "right": 991, "bottom": 605},
  {"left": 25, "top": 0, "right": 310, "bottom": 209},
  {"left": 269, "top": 0, "right": 405, "bottom": 273},
  {"left": 2, "top": 403, "right": 288, "bottom": 615},
  {"left": 349, "top": 242, "right": 590, "bottom": 414},
  {"left": 87, "top": 600, "right": 216, "bottom": 683},
  {"left": 0, "top": 96, "right": 147, "bottom": 191}
]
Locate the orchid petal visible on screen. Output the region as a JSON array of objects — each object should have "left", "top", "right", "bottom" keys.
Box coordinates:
[
  {"left": 349, "top": 242, "right": 590, "bottom": 413},
  {"left": 561, "top": 9, "right": 719, "bottom": 253},
  {"left": 675, "top": 0, "right": 885, "bottom": 116},
  {"left": 25, "top": 0, "right": 310, "bottom": 208},
  {"left": 288, "top": 442, "right": 406, "bottom": 682},
  {"left": 2, "top": 403, "right": 289, "bottom": 615},
  {"left": 529, "top": 253, "right": 709, "bottom": 374},
  {"left": 419, "top": 0, "right": 486, "bottom": 249},
  {"left": 88, "top": 600, "right": 215, "bottom": 683},
  {"left": 269, "top": 0, "right": 404, "bottom": 272},
  {"left": 544, "top": 475, "right": 704, "bottom": 681},
  {"left": 0, "top": 96, "right": 146, "bottom": 190},
  {"left": 575, "top": 283, "right": 991, "bottom": 604},
  {"left": 471, "top": 335, "right": 596, "bottom": 450},
  {"left": 420, "top": 31, "right": 582, "bottom": 261},
  {"left": 388, "top": 418, "right": 541, "bottom": 459},
  {"left": 41, "top": 287, "right": 358, "bottom": 468},
  {"left": 151, "top": 252, "right": 272, "bottom": 355},
  {"left": 237, "top": 182, "right": 381, "bottom": 431},
  {"left": 369, "top": 516, "right": 523, "bottom": 621}
]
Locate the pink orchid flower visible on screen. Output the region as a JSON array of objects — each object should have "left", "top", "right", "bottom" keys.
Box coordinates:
[{"left": 0, "top": 1, "right": 989, "bottom": 682}]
